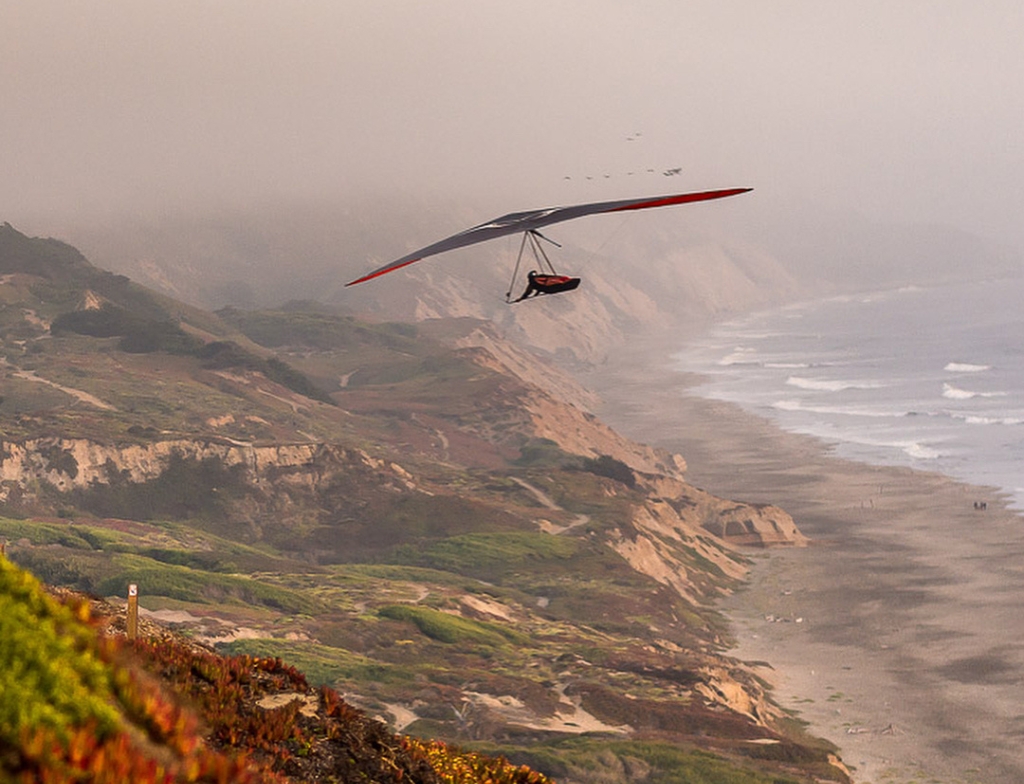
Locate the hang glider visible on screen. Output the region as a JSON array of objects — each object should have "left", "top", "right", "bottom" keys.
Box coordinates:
[{"left": 346, "top": 187, "right": 752, "bottom": 300}]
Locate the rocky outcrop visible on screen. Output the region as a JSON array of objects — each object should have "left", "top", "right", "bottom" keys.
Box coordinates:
[
  {"left": 694, "top": 664, "right": 783, "bottom": 727},
  {"left": 605, "top": 474, "right": 804, "bottom": 604},
  {"left": 700, "top": 501, "right": 807, "bottom": 547},
  {"left": 645, "top": 474, "right": 805, "bottom": 548}
]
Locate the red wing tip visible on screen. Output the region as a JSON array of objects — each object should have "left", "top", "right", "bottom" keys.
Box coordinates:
[
  {"left": 607, "top": 187, "right": 754, "bottom": 215},
  {"left": 705, "top": 187, "right": 752, "bottom": 195},
  {"left": 346, "top": 258, "right": 422, "bottom": 286}
]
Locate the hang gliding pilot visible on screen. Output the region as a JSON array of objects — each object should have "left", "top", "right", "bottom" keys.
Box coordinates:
[{"left": 346, "top": 187, "right": 752, "bottom": 304}]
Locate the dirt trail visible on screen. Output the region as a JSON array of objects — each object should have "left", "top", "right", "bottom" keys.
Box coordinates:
[
  {"left": 511, "top": 477, "right": 589, "bottom": 534},
  {"left": 11, "top": 369, "right": 117, "bottom": 411}
]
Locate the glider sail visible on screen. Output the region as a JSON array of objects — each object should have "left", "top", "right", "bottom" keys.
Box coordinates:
[{"left": 346, "top": 187, "right": 751, "bottom": 287}]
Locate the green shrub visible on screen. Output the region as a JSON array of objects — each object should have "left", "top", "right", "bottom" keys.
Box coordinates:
[
  {"left": 198, "top": 341, "right": 334, "bottom": 404},
  {"left": 378, "top": 604, "right": 511, "bottom": 646},
  {"left": 581, "top": 455, "right": 636, "bottom": 488},
  {"left": 218, "top": 306, "right": 419, "bottom": 351},
  {"left": 514, "top": 439, "right": 576, "bottom": 468},
  {"left": 395, "top": 532, "right": 578, "bottom": 577},
  {"left": 50, "top": 303, "right": 201, "bottom": 355},
  {"left": 94, "top": 554, "right": 321, "bottom": 614},
  {"left": 0, "top": 557, "right": 119, "bottom": 741},
  {"left": 50, "top": 303, "right": 135, "bottom": 338}
]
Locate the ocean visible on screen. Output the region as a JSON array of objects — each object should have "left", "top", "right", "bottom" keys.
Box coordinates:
[{"left": 674, "top": 275, "right": 1024, "bottom": 510}]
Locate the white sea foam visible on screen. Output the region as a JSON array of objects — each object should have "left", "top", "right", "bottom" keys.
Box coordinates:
[
  {"left": 942, "top": 384, "right": 975, "bottom": 400},
  {"left": 942, "top": 383, "right": 1007, "bottom": 400},
  {"left": 841, "top": 433, "right": 944, "bottom": 460},
  {"left": 773, "top": 399, "right": 912, "bottom": 419},
  {"left": 787, "top": 421, "right": 945, "bottom": 461},
  {"left": 718, "top": 347, "right": 758, "bottom": 366},
  {"left": 786, "top": 376, "right": 884, "bottom": 392},
  {"left": 948, "top": 412, "right": 1024, "bottom": 426},
  {"left": 945, "top": 362, "right": 991, "bottom": 373},
  {"left": 900, "top": 442, "right": 943, "bottom": 460},
  {"left": 678, "top": 276, "right": 1024, "bottom": 509}
]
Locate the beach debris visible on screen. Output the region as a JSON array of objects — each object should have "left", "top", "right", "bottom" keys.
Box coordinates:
[{"left": 763, "top": 614, "right": 805, "bottom": 624}]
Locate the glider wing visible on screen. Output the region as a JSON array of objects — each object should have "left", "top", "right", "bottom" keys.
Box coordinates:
[{"left": 346, "top": 187, "right": 751, "bottom": 286}]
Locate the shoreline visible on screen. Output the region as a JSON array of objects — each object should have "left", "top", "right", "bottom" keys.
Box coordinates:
[{"left": 581, "top": 335, "right": 1024, "bottom": 784}]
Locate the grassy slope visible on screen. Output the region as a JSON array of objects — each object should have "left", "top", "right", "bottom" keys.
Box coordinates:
[
  {"left": 0, "top": 553, "right": 568, "bottom": 784},
  {"left": 0, "top": 553, "right": 815, "bottom": 784}
]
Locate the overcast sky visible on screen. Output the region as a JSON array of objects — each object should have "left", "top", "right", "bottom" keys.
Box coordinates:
[{"left": 3, "top": 1, "right": 1023, "bottom": 252}]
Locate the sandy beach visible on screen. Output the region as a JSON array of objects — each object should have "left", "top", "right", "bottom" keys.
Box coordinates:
[{"left": 583, "top": 337, "right": 1024, "bottom": 784}]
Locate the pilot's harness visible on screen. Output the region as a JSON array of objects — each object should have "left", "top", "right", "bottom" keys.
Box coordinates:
[{"left": 505, "top": 230, "right": 563, "bottom": 303}]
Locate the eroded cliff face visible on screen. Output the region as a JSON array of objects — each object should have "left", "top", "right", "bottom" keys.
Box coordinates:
[
  {"left": 451, "top": 334, "right": 687, "bottom": 478},
  {"left": 0, "top": 432, "right": 801, "bottom": 546},
  {"left": 445, "top": 332, "right": 806, "bottom": 554},
  {"left": 0, "top": 437, "right": 416, "bottom": 505}
]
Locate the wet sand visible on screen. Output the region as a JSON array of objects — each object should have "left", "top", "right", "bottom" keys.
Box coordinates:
[{"left": 582, "top": 337, "right": 1024, "bottom": 784}]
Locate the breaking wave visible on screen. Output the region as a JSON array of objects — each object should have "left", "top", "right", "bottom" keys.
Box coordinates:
[
  {"left": 945, "top": 362, "right": 991, "bottom": 373},
  {"left": 775, "top": 400, "right": 1024, "bottom": 429},
  {"left": 840, "top": 433, "right": 944, "bottom": 460},
  {"left": 773, "top": 399, "right": 913, "bottom": 419},
  {"left": 948, "top": 412, "right": 1024, "bottom": 426},
  {"left": 786, "top": 376, "right": 885, "bottom": 392},
  {"left": 942, "top": 383, "right": 1007, "bottom": 400}
]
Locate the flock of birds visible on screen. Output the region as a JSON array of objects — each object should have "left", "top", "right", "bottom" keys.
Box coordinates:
[
  {"left": 563, "top": 132, "right": 684, "bottom": 181},
  {"left": 563, "top": 167, "right": 682, "bottom": 181}
]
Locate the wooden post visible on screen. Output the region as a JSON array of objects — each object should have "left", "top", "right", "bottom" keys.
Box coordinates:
[{"left": 126, "top": 583, "right": 138, "bottom": 640}]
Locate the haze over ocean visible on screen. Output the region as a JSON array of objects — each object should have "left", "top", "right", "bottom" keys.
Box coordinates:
[{"left": 675, "top": 274, "right": 1024, "bottom": 510}]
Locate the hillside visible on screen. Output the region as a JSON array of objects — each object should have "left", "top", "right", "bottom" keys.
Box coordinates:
[
  {"left": 1, "top": 224, "right": 846, "bottom": 783},
  {"left": 54, "top": 201, "right": 809, "bottom": 364}
]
